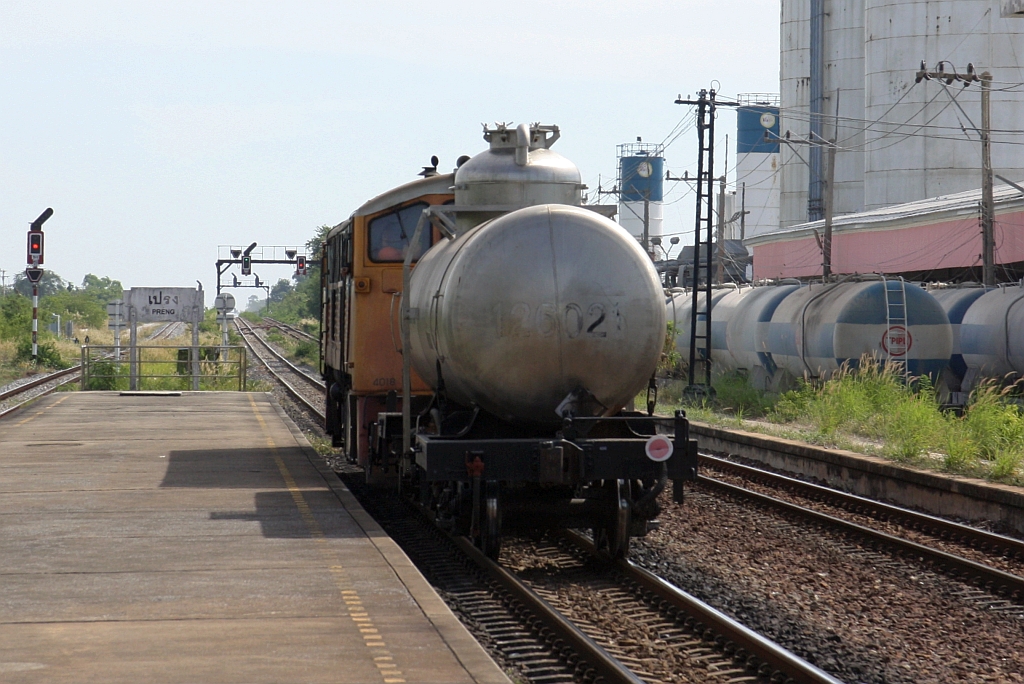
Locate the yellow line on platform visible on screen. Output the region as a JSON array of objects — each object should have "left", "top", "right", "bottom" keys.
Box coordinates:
[
  {"left": 15, "top": 394, "right": 70, "bottom": 427},
  {"left": 246, "top": 394, "right": 405, "bottom": 683}
]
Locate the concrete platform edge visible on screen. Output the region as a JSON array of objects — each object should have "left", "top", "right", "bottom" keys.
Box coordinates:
[{"left": 266, "top": 396, "right": 512, "bottom": 684}]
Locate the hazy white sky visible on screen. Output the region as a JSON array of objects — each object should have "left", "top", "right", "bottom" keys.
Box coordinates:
[{"left": 1, "top": 1, "right": 780, "bottom": 299}]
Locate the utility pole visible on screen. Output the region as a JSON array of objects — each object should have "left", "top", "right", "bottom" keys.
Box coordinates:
[
  {"left": 822, "top": 89, "right": 840, "bottom": 280},
  {"left": 715, "top": 175, "right": 726, "bottom": 284},
  {"left": 675, "top": 89, "right": 738, "bottom": 398},
  {"left": 916, "top": 62, "right": 995, "bottom": 285},
  {"left": 981, "top": 72, "right": 995, "bottom": 286},
  {"left": 822, "top": 140, "right": 837, "bottom": 280},
  {"left": 739, "top": 183, "right": 746, "bottom": 241}
]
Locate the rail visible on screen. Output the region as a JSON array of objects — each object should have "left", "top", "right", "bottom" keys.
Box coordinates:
[
  {"left": 262, "top": 317, "right": 317, "bottom": 343},
  {"left": 234, "top": 317, "right": 325, "bottom": 420},
  {"left": 699, "top": 467, "right": 1024, "bottom": 602}
]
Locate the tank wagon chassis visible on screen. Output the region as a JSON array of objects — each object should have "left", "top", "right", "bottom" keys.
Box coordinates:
[{"left": 368, "top": 404, "right": 698, "bottom": 559}]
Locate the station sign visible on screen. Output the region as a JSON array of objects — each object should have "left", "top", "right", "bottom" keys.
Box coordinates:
[{"left": 125, "top": 287, "right": 204, "bottom": 323}]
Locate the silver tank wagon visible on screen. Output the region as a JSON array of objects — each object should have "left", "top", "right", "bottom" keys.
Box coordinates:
[{"left": 407, "top": 203, "right": 665, "bottom": 425}]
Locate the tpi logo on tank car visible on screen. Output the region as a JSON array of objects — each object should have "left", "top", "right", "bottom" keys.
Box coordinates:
[{"left": 881, "top": 325, "right": 912, "bottom": 356}]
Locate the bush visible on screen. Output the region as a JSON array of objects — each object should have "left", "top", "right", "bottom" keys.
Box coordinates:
[
  {"left": 15, "top": 338, "right": 69, "bottom": 369},
  {"left": 84, "top": 359, "right": 128, "bottom": 390},
  {"left": 294, "top": 340, "right": 318, "bottom": 364}
]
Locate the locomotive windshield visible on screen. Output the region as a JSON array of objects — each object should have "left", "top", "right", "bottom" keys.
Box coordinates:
[{"left": 368, "top": 202, "right": 431, "bottom": 263}]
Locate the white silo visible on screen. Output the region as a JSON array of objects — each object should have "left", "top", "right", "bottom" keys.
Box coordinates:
[
  {"left": 779, "top": 0, "right": 1024, "bottom": 226},
  {"left": 779, "top": 0, "right": 811, "bottom": 230},
  {"left": 863, "top": 1, "right": 1024, "bottom": 209},
  {"left": 779, "top": 0, "right": 865, "bottom": 230}
]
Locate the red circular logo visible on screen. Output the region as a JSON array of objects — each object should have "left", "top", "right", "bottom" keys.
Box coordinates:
[
  {"left": 881, "top": 325, "right": 912, "bottom": 356},
  {"left": 645, "top": 435, "right": 674, "bottom": 462}
]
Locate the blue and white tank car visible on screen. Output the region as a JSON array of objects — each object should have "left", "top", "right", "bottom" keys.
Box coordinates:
[{"left": 667, "top": 277, "right": 1024, "bottom": 399}]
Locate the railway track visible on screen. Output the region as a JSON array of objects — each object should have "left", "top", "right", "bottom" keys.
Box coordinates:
[
  {"left": 698, "top": 454, "right": 1024, "bottom": 611},
  {"left": 240, "top": 325, "right": 1024, "bottom": 681},
  {"left": 234, "top": 316, "right": 325, "bottom": 420},
  {"left": 262, "top": 316, "right": 317, "bottom": 343},
  {"left": 339, "top": 465, "right": 841, "bottom": 684}
]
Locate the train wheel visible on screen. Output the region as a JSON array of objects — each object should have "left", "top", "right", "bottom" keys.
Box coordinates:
[
  {"left": 478, "top": 481, "right": 502, "bottom": 560},
  {"left": 607, "top": 479, "right": 632, "bottom": 559}
]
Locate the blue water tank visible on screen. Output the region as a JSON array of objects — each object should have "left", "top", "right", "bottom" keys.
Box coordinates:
[
  {"left": 737, "top": 106, "right": 780, "bottom": 155},
  {"left": 619, "top": 155, "right": 664, "bottom": 202}
]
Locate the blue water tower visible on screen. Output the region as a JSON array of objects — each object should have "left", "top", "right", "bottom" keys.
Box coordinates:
[{"left": 617, "top": 142, "right": 665, "bottom": 248}]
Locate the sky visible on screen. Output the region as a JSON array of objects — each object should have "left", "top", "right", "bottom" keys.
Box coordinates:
[{"left": 1, "top": 1, "right": 780, "bottom": 302}]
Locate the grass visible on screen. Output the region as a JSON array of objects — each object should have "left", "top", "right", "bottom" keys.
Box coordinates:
[{"left": 657, "top": 359, "right": 1024, "bottom": 485}]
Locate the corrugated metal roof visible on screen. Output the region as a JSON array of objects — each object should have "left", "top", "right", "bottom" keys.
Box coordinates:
[{"left": 746, "top": 182, "right": 1024, "bottom": 246}]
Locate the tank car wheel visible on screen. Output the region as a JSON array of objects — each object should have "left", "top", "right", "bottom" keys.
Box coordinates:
[
  {"left": 478, "top": 481, "right": 502, "bottom": 560},
  {"left": 591, "top": 480, "right": 631, "bottom": 559}
]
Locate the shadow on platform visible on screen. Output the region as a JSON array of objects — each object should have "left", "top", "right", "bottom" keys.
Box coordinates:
[
  {"left": 209, "top": 490, "right": 357, "bottom": 538},
  {"left": 160, "top": 448, "right": 313, "bottom": 489}
]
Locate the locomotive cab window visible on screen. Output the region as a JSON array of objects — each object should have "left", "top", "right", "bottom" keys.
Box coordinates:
[{"left": 368, "top": 202, "right": 431, "bottom": 263}]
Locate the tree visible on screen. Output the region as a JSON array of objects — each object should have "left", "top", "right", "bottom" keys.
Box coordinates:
[
  {"left": 13, "top": 270, "right": 67, "bottom": 297},
  {"left": 80, "top": 274, "right": 123, "bottom": 303},
  {"left": 270, "top": 278, "right": 293, "bottom": 303}
]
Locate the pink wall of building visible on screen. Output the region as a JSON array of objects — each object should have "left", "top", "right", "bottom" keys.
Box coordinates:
[{"left": 753, "top": 210, "right": 1024, "bottom": 280}]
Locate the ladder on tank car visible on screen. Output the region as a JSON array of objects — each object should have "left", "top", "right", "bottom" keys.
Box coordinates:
[{"left": 881, "top": 275, "right": 910, "bottom": 379}]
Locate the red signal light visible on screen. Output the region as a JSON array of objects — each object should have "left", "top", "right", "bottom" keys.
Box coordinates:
[{"left": 27, "top": 230, "right": 44, "bottom": 264}]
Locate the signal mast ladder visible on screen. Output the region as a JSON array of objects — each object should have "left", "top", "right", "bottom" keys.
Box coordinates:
[{"left": 881, "top": 275, "right": 910, "bottom": 380}]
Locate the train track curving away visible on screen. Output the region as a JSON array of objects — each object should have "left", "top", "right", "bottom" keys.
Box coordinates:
[
  {"left": 234, "top": 316, "right": 325, "bottom": 420},
  {"left": 261, "top": 316, "right": 317, "bottom": 343}
]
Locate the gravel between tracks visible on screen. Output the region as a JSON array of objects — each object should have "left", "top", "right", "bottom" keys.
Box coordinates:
[
  {"left": 632, "top": 486, "right": 1024, "bottom": 684},
  {"left": 703, "top": 459, "right": 1024, "bottom": 578}
]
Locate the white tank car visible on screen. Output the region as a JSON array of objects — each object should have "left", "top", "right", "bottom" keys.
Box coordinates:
[
  {"left": 766, "top": 278, "right": 952, "bottom": 381},
  {"left": 959, "top": 284, "right": 1024, "bottom": 381},
  {"left": 667, "top": 284, "right": 801, "bottom": 390}
]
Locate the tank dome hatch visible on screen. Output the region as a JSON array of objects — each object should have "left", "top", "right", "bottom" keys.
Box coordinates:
[{"left": 453, "top": 122, "right": 583, "bottom": 233}]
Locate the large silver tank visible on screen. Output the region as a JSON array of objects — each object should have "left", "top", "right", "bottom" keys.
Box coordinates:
[
  {"left": 453, "top": 123, "right": 583, "bottom": 233},
  {"left": 767, "top": 279, "right": 952, "bottom": 380},
  {"left": 407, "top": 204, "right": 665, "bottom": 424},
  {"left": 959, "top": 284, "right": 1024, "bottom": 378}
]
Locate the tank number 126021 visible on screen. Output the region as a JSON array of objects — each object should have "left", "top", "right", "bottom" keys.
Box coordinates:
[{"left": 496, "top": 302, "right": 624, "bottom": 339}]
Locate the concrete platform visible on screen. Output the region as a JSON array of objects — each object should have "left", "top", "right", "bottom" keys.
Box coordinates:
[{"left": 0, "top": 391, "right": 510, "bottom": 684}]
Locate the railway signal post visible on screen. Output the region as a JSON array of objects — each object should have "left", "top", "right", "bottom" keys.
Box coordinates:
[{"left": 25, "top": 208, "right": 53, "bottom": 361}]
